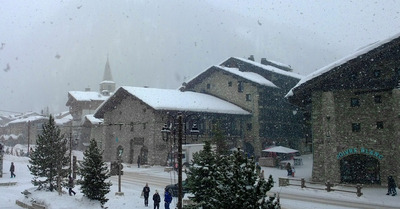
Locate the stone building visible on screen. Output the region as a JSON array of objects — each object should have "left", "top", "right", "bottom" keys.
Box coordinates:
[
  {"left": 94, "top": 86, "right": 250, "bottom": 165},
  {"left": 182, "top": 57, "right": 307, "bottom": 157},
  {"left": 65, "top": 58, "right": 115, "bottom": 150},
  {"left": 287, "top": 33, "right": 400, "bottom": 185},
  {"left": 0, "top": 114, "right": 47, "bottom": 149}
]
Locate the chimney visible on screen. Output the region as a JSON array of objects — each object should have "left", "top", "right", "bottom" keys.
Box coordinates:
[
  {"left": 248, "top": 55, "right": 255, "bottom": 61},
  {"left": 261, "top": 58, "right": 268, "bottom": 65},
  {"left": 85, "top": 87, "right": 91, "bottom": 92}
]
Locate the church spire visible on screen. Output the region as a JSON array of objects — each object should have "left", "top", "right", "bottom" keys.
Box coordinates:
[
  {"left": 103, "top": 56, "right": 113, "bottom": 81},
  {"left": 99, "top": 56, "right": 116, "bottom": 96}
]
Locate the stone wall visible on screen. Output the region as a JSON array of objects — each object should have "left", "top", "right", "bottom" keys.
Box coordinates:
[{"left": 311, "top": 89, "right": 400, "bottom": 185}]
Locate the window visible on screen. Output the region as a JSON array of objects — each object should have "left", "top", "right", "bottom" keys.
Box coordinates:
[
  {"left": 351, "top": 98, "right": 360, "bottom": 107},
  {"left": 228, "top": 81, "right": 232, "bottom": 87},
  {"left": 374, "top": 95, "right": 382, "bottom": 103},
  {"left": 352, "top": 123, "right": 361, "bottom": 132},
  {"left": 246, "top": 123, "right": 252, "bottom": 131},
  {"left": 238, "top": 81, "right": 244, "bottom": 92},
  {"left": 376, "top": 121, "right": 383, "bottom": 129},
  {"left": 206, "top": 83, "right": 210, "bottom": 89},
  {"left": 246, "top": 94, "right": 252, "bottom": 101},
  {"left": 350, "top": 72, "right": 358, "bottom": 80},
  {"left": 373, "top": 70, "right": 381, "bottom": 77}
]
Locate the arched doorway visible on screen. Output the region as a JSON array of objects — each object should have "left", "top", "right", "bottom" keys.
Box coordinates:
[{"left": 340, "top": 154, "right": 380, "bottom": 184}]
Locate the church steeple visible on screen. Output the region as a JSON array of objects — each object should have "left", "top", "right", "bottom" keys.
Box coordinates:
[
  {"left": 103, "top": 57, "right": 113, "bottom": 81},
  {"left": 99, "top": 56, "right": 116, "bottom": 96}
]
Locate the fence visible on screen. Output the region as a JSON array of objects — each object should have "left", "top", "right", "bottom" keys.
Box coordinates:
[{"left": 279, "top": 177, "right": 363, "bottom": 197}]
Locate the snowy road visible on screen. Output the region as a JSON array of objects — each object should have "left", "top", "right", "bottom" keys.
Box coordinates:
[
  {"left": 273, "top": 192, "right": 400, "bottom": 209},
  {"left": 115, "top": 169, "right": 399, "bottom": 209}
]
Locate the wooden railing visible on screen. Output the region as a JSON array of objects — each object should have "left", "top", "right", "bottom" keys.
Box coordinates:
[{"left": 279, "top": 177, "right": 363, "bottom": 197}]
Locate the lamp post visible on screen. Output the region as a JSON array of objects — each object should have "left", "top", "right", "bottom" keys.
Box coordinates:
[
  {"left": 161, "top": 112, "right": 199, "bottom": 209},
  {"left": 116, "top": 146, "right": 124, "bottom": 196}
]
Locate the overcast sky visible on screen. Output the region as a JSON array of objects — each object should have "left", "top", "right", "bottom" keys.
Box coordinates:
[{"left": 1, "top": 0, "right": 399, "bottom": 114}]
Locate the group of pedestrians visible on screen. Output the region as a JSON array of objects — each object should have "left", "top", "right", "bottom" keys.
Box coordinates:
[{"left": 142, "top": 183, "right": 172, "bottom": 209}]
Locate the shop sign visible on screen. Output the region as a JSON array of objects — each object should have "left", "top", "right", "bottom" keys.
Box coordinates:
[{"left": 336, "top": 147, "right": 384, "bottom": 160}]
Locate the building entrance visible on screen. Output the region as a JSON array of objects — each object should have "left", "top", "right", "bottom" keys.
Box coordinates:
[{"left": 340, "top": 154, "right": 380, "bottom": 184}]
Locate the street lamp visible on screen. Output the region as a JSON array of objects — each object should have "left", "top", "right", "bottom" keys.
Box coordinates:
[
  {"left": 116, "top": 145, "right": 124, "bottom": 196},
  {"left": 161, "top": 112, "right": 199, "bottom": 209}
]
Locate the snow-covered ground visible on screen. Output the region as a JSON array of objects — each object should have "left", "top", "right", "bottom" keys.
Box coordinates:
[{"left": 1, "top": 152, "right": 399, "bottom": 209}]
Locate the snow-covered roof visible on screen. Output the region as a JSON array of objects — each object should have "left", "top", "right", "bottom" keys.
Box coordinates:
[
  {"left": 216, "top": 65, "right": 278, "bottom": 88},
  {"left": 55, "top": 114, "right": 72, "bottom": 125},
  {"left": 6, "top": 115, "right": 47, "bottom": 125},
  {"left": 231, "top": 57, "right": 304, "bottom": 80},
  {"left": 124, "top": 86, "right": 250, "bottom": 114},
  {"left": 265, "top": 59, "right": 292, "bottom": 69},
  {"left": 68, "top": 91, "right": 109, "bottom": 102},
  {"left": 97, "top": 86, "right": 250, "bottom": 116},
  {"left": 1, "top": 134, "right": 22, "bottom": 140},
  {"left": 286, "top": 32, "right": 400, "bottom": 97},
  {"left": 84, "top": 114, "right": 103, "bottom": 125}
]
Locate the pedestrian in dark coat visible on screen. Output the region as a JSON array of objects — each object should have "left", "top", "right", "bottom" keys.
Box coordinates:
[
  {"left": 137, "top": 155, "right": 141, "bottom": 168},
  {"left": 10, "top": 162, "right": 16, "bottom": 178},
  {"left": 386, "top": 176, "right": 397, "bottom": 196},
  {"left": 164, "top": 188, "right": 172, "bottom": 209},
  {"left": 68, "top": 175, "right": 76, "bottom": 196},
  {"left": 153, "top": 190, "right": 161, "bottom": 209},
  {"left": 143, "top": 183, "right": 150, "bottom": 206},
  {"left": 285, "top": 162, "right": 292, "bottom": 176}
]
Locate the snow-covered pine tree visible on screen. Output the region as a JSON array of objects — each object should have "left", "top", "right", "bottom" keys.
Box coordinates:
[
  {"left": 79, "top": 139, "right": 111, "bottom": 207},
  {"left": 217, "top": 149, "right": 280, "bottom": 209},
  {"left": 185, "top": 140, "right": 220, "bottom": 209},
  {"left": 185, "top": 147, "right": 280, "bottom": 209},
  {"left": 28, "top": 115, "right": 69, "bottom": 192}
]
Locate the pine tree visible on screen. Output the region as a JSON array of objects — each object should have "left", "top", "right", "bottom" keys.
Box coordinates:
[
  {"left": 79, "top": 139, "right": 111, "bottom": 207},
  {"left": 28, "top": 115, "right": 69, "bottom": 192},
  {"left": 186, "top": 141, "right": 220, "bottom": 209},
  {"left": 185, "top": 147, "right": 280, "bottom": 209},
  {"left": 217, "top": 150, "right": 280, "bottom": 209}
]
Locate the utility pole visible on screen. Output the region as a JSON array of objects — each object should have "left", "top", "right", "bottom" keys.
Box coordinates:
[
  {"left": 177, "top": 113, "right": 183, "bottom": 209},
  {"left": 27, "top": 121, "right": 30, "bottom": 156},
  {"left": 69, "top": 132, "right": 72, "bottom": 175}
]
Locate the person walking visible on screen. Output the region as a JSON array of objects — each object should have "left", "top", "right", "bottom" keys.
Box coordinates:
[
  {"left": 143, "top": 183, "right": 150, "bottom": 206},
  {"left": 386, "top": 176, "right": 397, "bottom": 196},
  {"left": 153, "top": 190, "right": 161, "bottom": 209},
  {"left": 10, "top": 162, "right": 16, "bottom": 178},
  {"left": 164, "top": 188, "right": 172, "bottom": 209},
  {"left": 285, "top": 162, "right": 292, "bottom": 176},
  {"left": 68, "top": 175, "right": 76, "bottom": 196}
]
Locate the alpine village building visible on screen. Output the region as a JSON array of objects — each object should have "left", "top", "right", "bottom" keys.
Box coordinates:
[
  {"left": 287, "top": 32, "right": 400, "bottom": 186},
  {"left": 93, "top": 56, "right": 307, "bottom": 166}
]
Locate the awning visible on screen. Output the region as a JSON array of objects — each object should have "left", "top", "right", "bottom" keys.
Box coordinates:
[{"left": 262, "top": 146, "right": 298, "bottom": 154}]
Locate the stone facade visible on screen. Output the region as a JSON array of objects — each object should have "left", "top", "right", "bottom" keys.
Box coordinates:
[
  {"left": 288, "top": 33, "right": 400, "bottom": 186},
  {"left": 94, "top": 87, "right": 249, "bottom": 166},
  {"left": 183, "top": 58, "right": 306, "bottom": 158}
]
